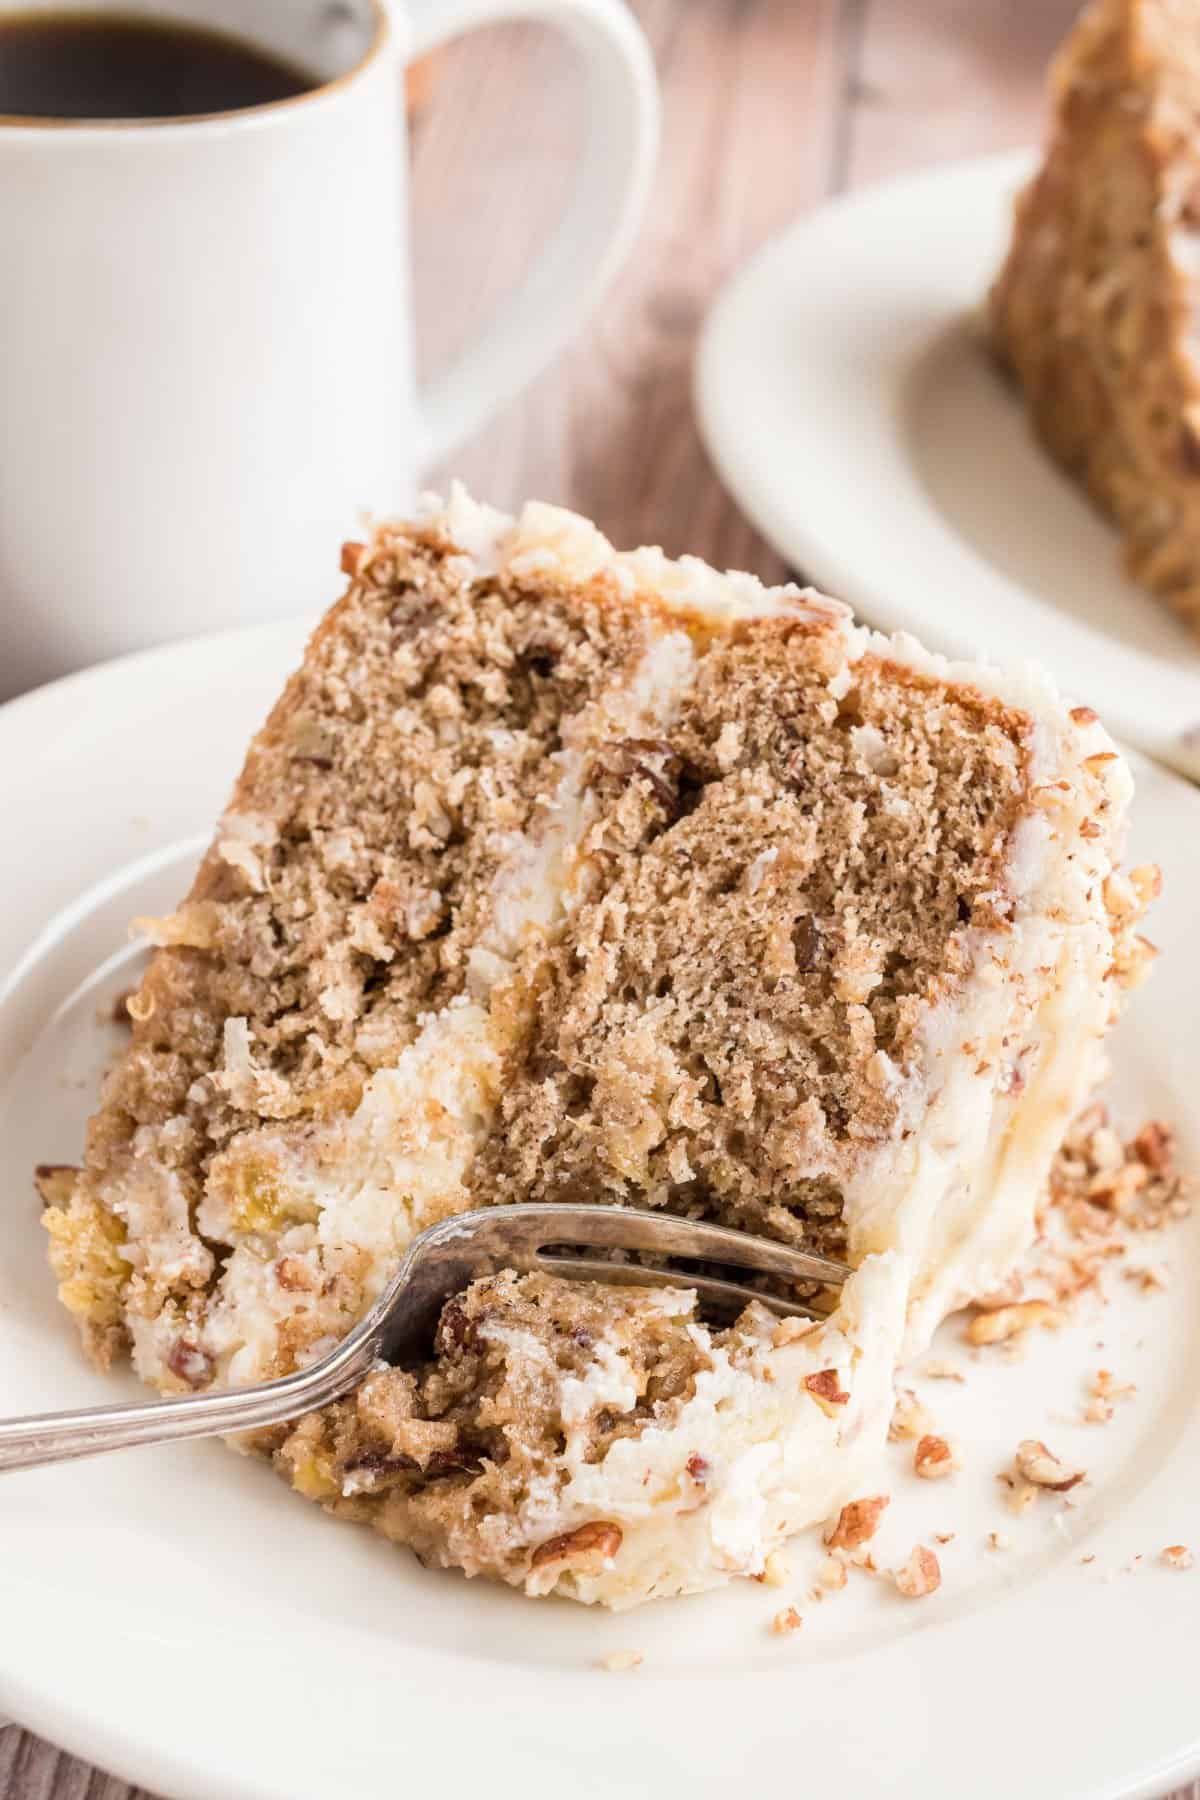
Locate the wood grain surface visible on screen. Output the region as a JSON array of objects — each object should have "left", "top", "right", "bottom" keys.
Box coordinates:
[{"left": 5, "top": 2, "right": 1194, "bottom": 1796}]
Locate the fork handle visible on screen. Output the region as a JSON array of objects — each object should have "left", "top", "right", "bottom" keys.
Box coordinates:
[{"left": 0, "top": 1341, "right": 372, "bottom": 1474}]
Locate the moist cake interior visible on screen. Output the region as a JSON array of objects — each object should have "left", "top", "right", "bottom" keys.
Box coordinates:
[{"left": 471, "top": 643, "right": 1027, "bottom": 1261}]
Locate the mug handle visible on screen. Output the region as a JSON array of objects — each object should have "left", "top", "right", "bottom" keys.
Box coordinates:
[{"left": 401, "top": 0, "right": 658, "bottom": 469}]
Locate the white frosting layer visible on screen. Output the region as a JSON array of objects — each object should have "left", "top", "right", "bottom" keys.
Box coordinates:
[{"left": 526, "top": 1254, "right": 908, "bottom": 1608}]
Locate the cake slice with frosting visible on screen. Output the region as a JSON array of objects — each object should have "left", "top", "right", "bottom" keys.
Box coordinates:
[
  {"left": 42, "top": 488, "right": 1155, "bottom": 1606},
  {"left": 990, "top": 0, "right": 1200, "bottom": 631}
]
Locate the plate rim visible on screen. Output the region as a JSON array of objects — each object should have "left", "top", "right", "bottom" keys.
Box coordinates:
[{"left": 3, "top": 597, "right": 1200, "bottom": 1800}]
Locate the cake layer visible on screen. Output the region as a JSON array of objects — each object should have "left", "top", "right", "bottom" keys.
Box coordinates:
[
  {"left": 43, "top": 488, "right": 1155, "bottom": 1607},
  {"left": 989, "top": 0, "right": 1200, "bottom": 631}
]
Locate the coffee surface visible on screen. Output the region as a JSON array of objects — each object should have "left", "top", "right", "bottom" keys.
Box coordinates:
[{"left": 0, "top": 11, "right": 316, "bottom": 119}]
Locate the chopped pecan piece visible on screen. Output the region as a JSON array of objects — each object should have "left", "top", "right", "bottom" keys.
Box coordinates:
[
  {"left": 436, "top": 1297, "right": 477, "bottom": 1354},
  {"left": 274, "top": 1256, "right": 312, "bottom": 1292},
  {"left": 530, "top": 1521, "right": 623, "bottom": 1570},
  {"left": 966, "top": 1300, "right": 1063, "bottom": 1345},
  {"left": 168, "top": 1340, "right": 215, "bottom": 1390},
  {"left": 914, "top": 1434, "right": 958, "bottom": 1480},
  {"left": 601, "top": 737, "right": 683, "bottom": 812},
  {"left": 1015, "top": 1439, "right": 1085, "bottom": 1492},
  {"left": 793, "top": 915, "right": 823, "bottom": 973},
  {"left": 892, "top": 1545, "right": 941, "bottom": 1598},
  {"left": 804, "top": 1368, "right": 850, "bottom": 1408},
  {"left": 826, "top": 1494, "right": 889, "bottom": 1549},
  {"left": 889, "top": 1388, "right": 935, "bottom": 1442}
]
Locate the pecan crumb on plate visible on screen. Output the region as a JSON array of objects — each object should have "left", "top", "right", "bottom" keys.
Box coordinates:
[
  {"left": 914, "top": 1434, "right": 959, "bottom": 1480},
  {"left": 598, "top": 1649, "right": 644, "bottom": 1673},
  {"left": 826, "top": 1495, "right": 889, "bottom": 1549},
  {"left": 892, "top": 1546, "right": 941, "bottom": 1598},
  {"left": 1014, "top": 1440, "right": 1086, "bottom": 1493}
]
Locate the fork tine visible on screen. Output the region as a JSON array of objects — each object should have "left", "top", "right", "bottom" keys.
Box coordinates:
[
  {"left": 536, "top": 1256, "right": 834, "bottom": 1320},
  {"left": 377, "top": 1204, "right": 851, "bottom": 1366},
  {"left": 446, "top": 1204, "right": 850, "bottom": 1287}
]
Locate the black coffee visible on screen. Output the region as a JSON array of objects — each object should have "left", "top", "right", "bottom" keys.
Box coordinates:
[{"left": 0, "top": 10, "right": 317, "bottom": 120}]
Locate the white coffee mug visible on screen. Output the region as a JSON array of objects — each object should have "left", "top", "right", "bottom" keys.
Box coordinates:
[{"left": 0, "top": 0, "right": 657, "bottom": 699}]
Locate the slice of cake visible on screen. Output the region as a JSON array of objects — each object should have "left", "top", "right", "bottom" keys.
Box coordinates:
[
  {"left": 989, "top": 0, "right": 1200, "bottom": 631},
  {"left": 41, "top": 489, "right": 1154, "bottom": 1607}
]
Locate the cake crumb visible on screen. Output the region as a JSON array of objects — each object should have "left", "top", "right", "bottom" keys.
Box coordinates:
[
  {"left": 817, "top": 1556, "right": 848, "bottom": 1591},
  {"left": 1093, "top": 1368, "right": 1136, "bottom": 1400},
  {"left": 772, "top": 1315, "right": 819, "bottom": 1349},
  {"left": 997, "top": 1472, "right": 1039, "bottom": 1515},
  {"left": 599, "top": 1649, "right": 644, "bottom": 1672},
  {"left": 921, "top": 1359, "right": 965, "bottom": 1382},
  {"left": 889, "top": 1388, "right": 935, "bottom": 1441},
  {"left": 966, "top": 1300, "right": 1063, "bottom": 1346},
  {"left": 758, "top": 1550, "right": 791, "bottom": 1589},
  {"left": 1161, "top": 1545, "right": 1194, "bottom": 1571},
  {"left": 892, "top": 1546, "right": 941, "bottom": 1598}
]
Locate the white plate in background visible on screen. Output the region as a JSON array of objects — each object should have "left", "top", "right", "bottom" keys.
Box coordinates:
[
  {"left": 696, "top": 150, "right": 1200, "bottom": 783},
  {"left": 1, "top": 628, "right": 1199, "bottom": 1800}
]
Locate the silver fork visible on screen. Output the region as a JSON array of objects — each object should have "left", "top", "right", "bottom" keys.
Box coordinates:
[{"left": 0, "top": 1204, "right": 849, "bottom": 1474}]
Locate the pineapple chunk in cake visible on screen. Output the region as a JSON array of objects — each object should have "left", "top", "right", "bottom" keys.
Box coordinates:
[
  {"left": 990, "top": 0, "right": 1200, "bottom": 633},
  {"left": 43, "top": 487, "right": 1154, "bottom": 1606}
]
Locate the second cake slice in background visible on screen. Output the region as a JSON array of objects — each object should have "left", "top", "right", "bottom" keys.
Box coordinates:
[{"left": 990, "top": 0, "right": 1200, "bottom": 632}]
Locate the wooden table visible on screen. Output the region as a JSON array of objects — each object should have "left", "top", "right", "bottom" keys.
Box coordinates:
[{"left": 3, "top": 2, "right": 1193, "bottom": 1794}]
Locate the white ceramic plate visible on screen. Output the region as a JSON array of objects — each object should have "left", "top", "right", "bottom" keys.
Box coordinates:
[
  {"left": 696, "top": 150, "right": 1200, "bottom": 784},
  {"left": 3, "top": 628, "right": 1200, "bottom": 1800}
]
